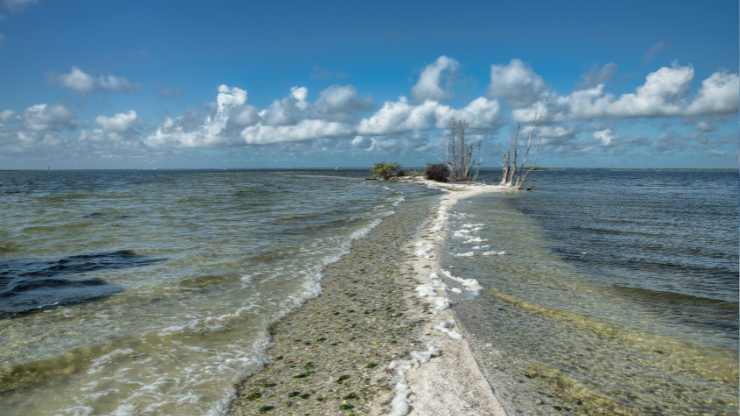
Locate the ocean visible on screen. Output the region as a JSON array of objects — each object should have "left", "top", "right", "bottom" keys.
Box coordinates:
[
  {"left": 0, "top": 168, "right": 737, "bottom": 415},
  {"left": 0, "top": 170, "right": 431, "bottom": 415},
  {"left": 445, "top": 169, "right": 738, "bottom": 415}
]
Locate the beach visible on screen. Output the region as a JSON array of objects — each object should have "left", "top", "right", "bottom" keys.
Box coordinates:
[{"left": 229, "top": 179, "right": 508, "bottom": 415}]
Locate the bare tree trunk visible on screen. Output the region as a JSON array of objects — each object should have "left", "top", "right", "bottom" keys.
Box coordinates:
[
  {"left": 447, "top": 119, "right": 474, "bottom": 182},
  {"left": 500, "top": 124, "right": 541, "bottom": 189}
]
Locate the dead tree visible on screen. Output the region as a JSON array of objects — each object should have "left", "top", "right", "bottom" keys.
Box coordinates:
[
  {"left": 500, "top": 124, "right": 540, "bottom": 189},
  {"left": 446, "top": 119, "right": 477, "bottom": 182}
]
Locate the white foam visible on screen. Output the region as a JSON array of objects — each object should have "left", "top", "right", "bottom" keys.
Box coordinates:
[
  {"left": 463, "top": 236, "right": 487, "bottom": 244},
  {"left": 387, "top": 344, "right": 440, "bottom": 416},
  {"left": 87, "top": 348, "right": 134, "bottom": 375},
  {"left": 482, "top": 250, "right": 506, "bottom": 256},
  {"left": 434, "top": 320, "right": 462, "bottom": 340},
  {"left": 440, "top": 269, "right": 482, "bottom": 295},
  {"left": 414, "top": 240, "right": 434, "bottom": 258},
  {"left": 452, "top": 251, "right": 475, "bottom": 257},
  {"left": 391, "top": 195, "right": 406, "bottom": 207}
]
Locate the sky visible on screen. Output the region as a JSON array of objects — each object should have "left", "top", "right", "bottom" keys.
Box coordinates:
[{"left": 0, "top": 0, "right": 737, "bottom": 169}]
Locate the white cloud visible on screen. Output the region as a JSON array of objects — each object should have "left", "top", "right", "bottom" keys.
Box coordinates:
[
  {"left": 314, "top": 85, "right": 372, "bottom": 119},
  {"left": 488, "top": 59, "right": 547, "bottom": 107},
  {"left": 290, "top": 86, "right": 308, "bottom": 105},
  {"left": 522, "top": 124, "right": 574, "bottom": 140},
  {"left": 357, "top": 96, "right": 499, "bottom": 136},
  {"left": 449, "top": 97, "right": 500, "bottom": 127},
  {"left": 95, "top": 110, "right": 137, "bottom": 132},
  {"left": 412, "top": 55, "right": 459, "bottom": 101},
  {"left": 6, "top": 57, "right": 735, "bottom": 161},
  {"left": 57, "top": 67, "right": 135, "bottom": 93},
  {"left": 593, "top": 128, "right": 615, "bottom": 146},
  {"left": 0, "top": 103, "right": 76, "bottom": 151},
  {"left": 607, "top": 65, "right": 694, "bottom": 116},
  {"left": 0, "top": 109, "right": 14, "bottom": 123},
  {"left": 242, "top": 119, "right": 352, "bottom": 145},
  {"left": 686, "top": 72, "right": 739, "bottom": 115},
  {"left": 22, "top": 104, "right": 74, "bottom": 131},
  {"left": 58, "top": 67, "right": 95, "bottom": 93},
  {"left": 512, "top": 63, "right": 737, "bottom": 122},
  {"left": 146, "top": 84, "right": 248, "bottom": 147},
  {"left": 258, "top": 86, "right": 310, "bottom": 125}
]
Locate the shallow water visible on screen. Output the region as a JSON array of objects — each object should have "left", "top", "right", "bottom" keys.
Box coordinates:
[
  {"left": 0, "top": 170, "right": 432, "bottom": 415},
  {"left": 445, "top": 169, "right": 738, "bottom": 415}
]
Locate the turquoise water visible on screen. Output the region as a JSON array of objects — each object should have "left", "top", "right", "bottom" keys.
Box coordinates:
[{"left": 0, "top": 170, "right": 430, "bottom": 416}]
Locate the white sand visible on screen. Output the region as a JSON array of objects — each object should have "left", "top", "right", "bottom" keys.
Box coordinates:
[{"left": 382, "top": 178, "right": 509, "bottom": 416}]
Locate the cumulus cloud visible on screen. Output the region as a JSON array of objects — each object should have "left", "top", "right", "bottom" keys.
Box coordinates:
[
  {"left": 686, "top": 72, "right": 740, "bottom": 115},
  {"left": 356, "top": 95, "right": 499, "bottom": 137},
  {"left": 488, "top": 59, "right": 547, "bottom": 107},
  {"left": 522, "top": 124, "right": 574, "bottom": 140},
  {"left": 95, "top": 110, "right": 137, "bottom": 132},
  {"left": 0, "top": 103, "right": 76, "bottom": 151},
  {"left": 593, "top": 128, "right": 615, "bottom": 146},
  {"left": 147, "top": 84, "right": 248, "bottom": 147},
  {"left": 142, "top": 67, "right": 499, "bottom": 150},
  {"left": 511, "top": 63, "right": 738, "bottom": 122},
  {"left": 22, "top": 104, "right": 75, "bottom": 131},
  {"left": 314, "top": 85, "right": 373, "bottom": 119},
  {"left": 258, "top": 86, "right": 310, "bottom": 125},
  {"left": 5, "top": 57, "right": 736, "bottom": 162},
  {"left": 56, "top": 67, "right": 135, "bottom": 93},
  {"left": 242, "top": 119, "right": 352, "bottom": 145},
  {"left": 412, "top": 55, "right": 459, "bottom": 101}
]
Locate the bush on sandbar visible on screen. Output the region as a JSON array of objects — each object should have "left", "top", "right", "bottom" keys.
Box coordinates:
[
  {"left": 371, "top": 162, "right": 404, "bottom": 180},
  {"left": 424, "top": 164, "right": 450, "bottom": 182}
]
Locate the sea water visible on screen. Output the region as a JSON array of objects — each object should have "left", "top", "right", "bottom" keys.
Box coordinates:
[
  {"left": 0, "top": 170, "right": 431, "bottom": 416},
  {"left": 444, "top": 169, "right": 738, "bottom": 415}
]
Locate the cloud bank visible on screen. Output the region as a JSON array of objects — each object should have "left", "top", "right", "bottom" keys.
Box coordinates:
[{"left": 1, "top": 56, "right": 737, "bottom": 164}]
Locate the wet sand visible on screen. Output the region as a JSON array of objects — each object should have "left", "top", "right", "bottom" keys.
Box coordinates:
[{"left": 229, "top": 181, "right": 508, "bottom": 415}]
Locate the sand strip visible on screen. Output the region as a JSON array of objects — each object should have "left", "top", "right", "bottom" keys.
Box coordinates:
[
  {"left": 381, "top": 179, "right": 508, "bottom": 416},
  {"left": 229, "top": 180, "right": 510, "bottom": 415}
]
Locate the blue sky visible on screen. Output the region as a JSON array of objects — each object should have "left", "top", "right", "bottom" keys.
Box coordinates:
[{"left": 0, "top": 0, "right": 737, "bottom": 169}]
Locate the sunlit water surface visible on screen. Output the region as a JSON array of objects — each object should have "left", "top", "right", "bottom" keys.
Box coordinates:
[{"left": 0, "top": 170, "right": 433, "bottom": 415}]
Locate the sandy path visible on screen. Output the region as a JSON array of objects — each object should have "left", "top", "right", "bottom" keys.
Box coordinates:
[{"left": 377, "top": 179, "right": 509, "bottom": 416}]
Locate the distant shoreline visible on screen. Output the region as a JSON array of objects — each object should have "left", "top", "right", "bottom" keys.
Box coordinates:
[{"left": 1, "top": 167, "right": 736, "bottom": 173}]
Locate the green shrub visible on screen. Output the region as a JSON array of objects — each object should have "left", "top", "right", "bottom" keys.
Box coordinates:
[
  {"left": 371, "top": 162, "right": 402, "bottom": 180},
  {"left": 424, "top": 164, "right": 450, "bottom": 182}
]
